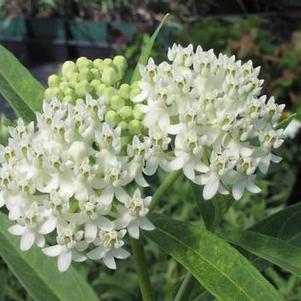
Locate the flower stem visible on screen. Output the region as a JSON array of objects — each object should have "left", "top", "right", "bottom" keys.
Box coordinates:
[
  {"left": 150, "top": 170, "right": 182, "bottom": 211},
  {"left": 174, "top": 273, "right": 194, "bottom": 301},
  {"left": 130, "top": 237, "right": 155, "bottom": 301}
]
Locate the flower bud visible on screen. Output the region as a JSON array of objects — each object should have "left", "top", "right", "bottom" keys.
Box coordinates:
[
  {"left": 118, "top": 106, "right": 132, "bottom": 121},
  {"left": 113, "top": 56, "right": 127, "bottom": 70},
  {"left": 63, "top": 95, "right": 73, "bottom": 103},
  {"left": 93, "top": 58, "right": 104, "bottom": 70},
  {"left": 59, "top": 81, "right": 69, "bottom": 91},
  {"left": 110, "top": 95, "right": 125, "bottom": 110},
  {"left": 119, "top": 84, "right": 131, "bottom": 99},
  {"left": 44, "top": 88, "right": 54, "bottom": 98},
  {"left": 103, "top": 58, "right": 113, "bottom": 67},
  {"left": 75, "top": 80, "right": 91, "bottom": 97},
  {"left": 76, "top": 57, "right": 92, "bottom": 69},
  {"left": 48, "top": 75, "right": 60, "bottom": 88},
  {"left": 90, "top": 79, "right": 101, "bottom": 89},
  {"left": 102, "top": 87, "right": 116, "bottom": 104},
  {"left": 128, "top": 119, "right": 142, "bottom": 135},
  {"left": 118, "top": 121, "right": 128, "bottom": 130},
  {"left": 96, "top": 83, "right": 107, "bottom": 97},
  {"left": 101, "top": 67, "right": 118, "bottom": 86},
  {"left": 61, "top": 61, "right": 77, "bottom": 76},
  {"left": 133, "top": 105, "right": 144, "bottom": 120},
  {"left": 105, "top": 110, "right": 120, "bottom": 126},
  {"left": 79, "top": 67, "right": 93, "bottom": 81},
  {"left": 130, "top": 86, "right": 140, "bottom": 99}
]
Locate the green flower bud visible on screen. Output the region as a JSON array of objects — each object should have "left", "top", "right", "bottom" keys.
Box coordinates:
[
  {"left": 63, "top": 95, "right": 73, "bottom": 103},
  {"left": 79, "top": 67, "right": 93, "bottom": 81},
  {"left": 93, "top": 58, "right": 104, "bottom": 70},
  {"left": 96, "top": 83, "right": 107, "bottom": 97},
  {"left": 105, "top": 110, "right": 120, "bottom": 126},
  {"left": 128, "top": 119, "right": 142, "bottom": 135},
  {"left": 68, "top": 73, "right": 80, "bottom": 88},
  {"left": 61, "top": 61, "right": 77, "bottom": 76},
  {"left": 90, "top": 79, "right": 101, "bottom": 88},
  {"left": 110, "top": 95, "right": 125, "bottom": 110},
  {"left": 90, "top": 68, "right": 100, "bottom": 78},
  {"left": 75, "top": 80, "right": 91, "bottom": 97},
  {"left": 102, "top": 87, "right": 116, "bottom": 104},
  {"left": 76, "top": 57, "right": 92, "bottom": 69},
  {"left": 59, "top": 81, "right": 69, "bottom": 91},
  {"left": 118, "top": 106, "right": 132, "bottom": 121},
  {"left": 103, "top": 58, "right": 113, "bottom": 67},
  {"left": 119, "top": 83, "right": 131, "bottom": 99},
  {"left": 48, "top": 74, "right": 60, "bottom": 88},
  {"left": 44, "top": 88, "right": 55, "bottom": 98},
  {"left": 52, "top": 87, "right": 64, "bottom": 99},
  {"left": 121, "top": 136, "right": 130, "bottom": 147},
  {"left": 130, "top": 86, "right": 140, "bottom": 98},
  {"left": 101, "top": 67, "right": 118, "bottom": 86},
  {"left": 133, "top": 104, "right": 144, "bottom": 120},
  {"left": 113, "top": 55, "right": 127, "bottom": 70},
  {"left": 0, "top": 116, "right": 9, "bottom": 145},
  {"left": 118, "top": 121, "right": 128, "bottom": 130},
  {"left": 64, "top": 87, "right": 75, "bottom": 97}
]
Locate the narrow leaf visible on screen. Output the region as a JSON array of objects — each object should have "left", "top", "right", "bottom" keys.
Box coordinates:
[
  {"left": 131, "top": 13, "right": 170, "bottom": 83},
  {"left": 224, "top": 229, "right": 301, "bottom": 276},
  {"left": 0, "top": 45, "right": 44, "bottom": 122},
  {"left": 0, "top": 212, "right": 99, "bottom": 301},
  {"left": 146, "top": 214, "right": 283, "bottom": 301}
]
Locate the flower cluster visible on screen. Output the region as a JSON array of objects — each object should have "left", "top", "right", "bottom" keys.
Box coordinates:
[
  {"left": 45, "top": 56, "right": 144, "bottom": 136},
  {"left": 135, "top": 44, "right": 285, "bottom": 200},
  {"left": 0, "top": 96, "right": 154, "bottom": 272}
]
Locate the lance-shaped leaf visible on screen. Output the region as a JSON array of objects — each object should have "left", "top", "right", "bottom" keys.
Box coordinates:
[
  {"left": 131, "top": 13, "right": 169, "bottom": 83},
  {"left": 0, "top": 45, "right": 44, "bottom": 122},
  {"left": 0, "top": 212, "right": 99, "bottom": 301},
  {"left": 146, "top": 214, "right": 283, "bottom": 301},
  {"left": 223, "top": 229, "right": 301, "bottom": 276}
]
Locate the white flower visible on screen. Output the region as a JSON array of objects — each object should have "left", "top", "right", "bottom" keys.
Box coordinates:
[
  {"left": 137, "top": 44, "right": 286, "bottom": 200},
  {"left": 42, "top": 223, "right": 87, "bottom": 272},
  {"left": 115, "top": 189, "right": 155, "bottom": 239},
  {"left": 87, "top": 228, "right": 130, "bottom": 269}
]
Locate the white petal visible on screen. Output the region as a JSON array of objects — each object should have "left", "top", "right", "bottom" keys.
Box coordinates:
[
  {"left": 95, "top": 216, "right": 114, "bottom": 231},
  {"left": 8, "top": 224, "right": 25, "bottom": 236},
  {"left": 135, "top": 173, "right": 149, "bottom": 187},
  {"left": 87, "top": 246, "right": 106, "bottom": 260},
  {"left": 232, "top": 180, "right": 245, "bottom": 201},
  {"left": 39, "top": 218, "right": 57, "bottom": 235},
  {"left": 246, "top": 179, "right": 261, "bottom": 194},
  {"left": 112, "top": 248, "right": 130, "bottom": 259},
  {"left": 203, "top": 177, "right": 219, "bottom": 200},
  {"left": 114, "top": 187, "right": 129, "bottom": 204},
  {"left": 103, "top": 254, "right": 116, "bottom": 269},
  {"left": 72, "top": 250, "right": 86, "bottom": 262},
  {"left": 271, "top": 154, "right": 282, "bottom": 163},
  {"left": 42, "top": 244, "right": 64, "bottom": 257},
  {"left": 139, "top": 217, "right": 155, "bottom": 231},
  {"left": 20, "top": 230, "right": 35, "bottom": 251},
  {"left": 84, "top": 221, "right": 97, "bottom": 243},
  {"left": 100, "top": 188, "right": 114, "bottom": 206},
  {"left": 0, "top": 192, "right": 5, "bottom": 207},
  {"left": 183, "top": 164, "right": 195, "bottom": 180},
  {"left": 58, "top": 251, "right": 72, "bottom": 272},
  {"left": 35, "top": 234, "right": 45, "bottom": 248},
  {"left": 127, "top": 222, "right": 140, "bottom": 239}
]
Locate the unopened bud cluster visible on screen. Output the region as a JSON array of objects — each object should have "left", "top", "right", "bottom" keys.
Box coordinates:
[{"left": 45, "top": 56, "right": 144, "bottom": 137}]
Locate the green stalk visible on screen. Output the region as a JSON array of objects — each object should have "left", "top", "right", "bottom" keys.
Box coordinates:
[
  {"left": 174, "top": 273, "right": 194, "bottom": 301},
  {"left": 150, "top": 170, "right": 182, "bottom": 211},
  {"left": 130, "top": 237, "right": 155, "bottom": 301}
]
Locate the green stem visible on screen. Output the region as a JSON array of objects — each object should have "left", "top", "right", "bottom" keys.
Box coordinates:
[
  {"left": 130, "top": 237, "right": 155, "bottom": 301},
  {"left": 150, "top": 170, "right": 182, "bottom": 211},
  {"left": 174, "top": 273, "right": 194, "bottom": 301}
]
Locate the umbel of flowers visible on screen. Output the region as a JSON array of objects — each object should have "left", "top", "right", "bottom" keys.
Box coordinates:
[
  {"left": 135, "top": 44, "right": 285, "bottom": 200},
  {"left": 0, "top": 94, "right": 155, "bottom": 272},
  {"left": 0, "top": 46, "right": 286, "bottom": 272}
]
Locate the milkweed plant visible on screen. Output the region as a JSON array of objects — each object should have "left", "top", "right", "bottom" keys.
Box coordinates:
[{"left": 0, "top": 15, "right": 299, "bottom": 301}]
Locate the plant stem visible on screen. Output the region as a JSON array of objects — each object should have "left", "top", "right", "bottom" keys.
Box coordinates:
[
  {"left": 130, "top": 237, "right": 155, "bottom": 301},
  {"left": 174, "top": 273, "right": 194, "bottom": 301},
  {"left": 150, "top": 170, "right": 182, "bottom": 211}
]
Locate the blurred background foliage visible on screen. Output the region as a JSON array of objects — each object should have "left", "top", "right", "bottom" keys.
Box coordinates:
[{"left": 1, "top": 0, "right": 301, "bottom": 300}]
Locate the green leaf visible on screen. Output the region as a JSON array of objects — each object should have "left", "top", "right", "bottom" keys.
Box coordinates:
[
  {"left": 0, "top": 45, "right": 44, "bottom": 122},
  {"left": 223, "top": 229, "right": 301, "bottom": 276},
  {"left": 250, "top": 202, "right": 301, "bottom": 246},
  {"left": 146, "top": 214, "right": 283, "bottom": 301},
  {"left": 0, "top": 212, "right": 99, "bottom": 301},
  {"left": 192, "top": 183, "right": 234, "bottom": 231},
  {"left": 131, "top": 13, "right": 170, "bottom": 83}
]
